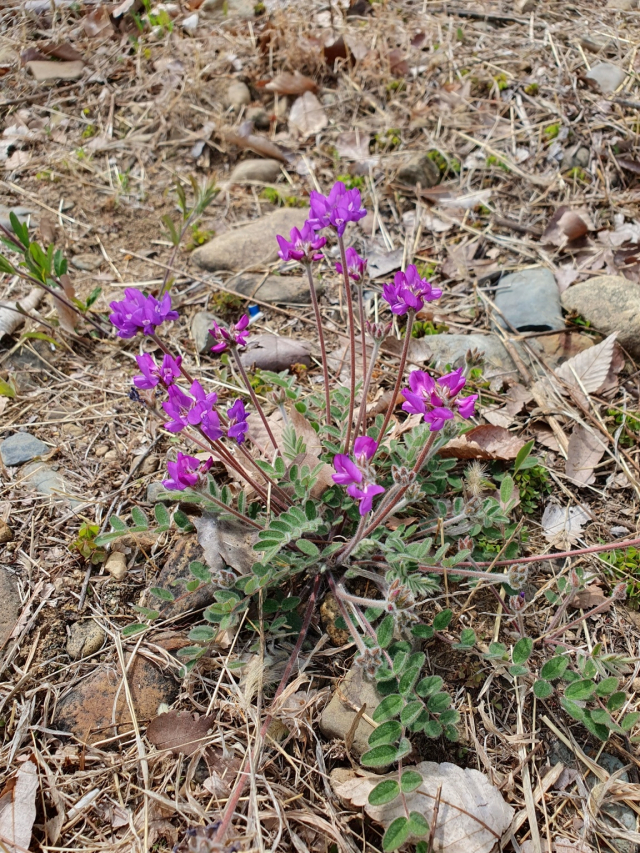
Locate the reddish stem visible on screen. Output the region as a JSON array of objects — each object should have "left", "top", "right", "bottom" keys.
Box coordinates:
[
  {"left": 374, "top": 311, "right": 414, "bottom": 450},
  {"left": 456, "top": 537, "right": 640, "bottom": 568},
  {"left": 338, "top": 234, "right": 357, "bottom": 454}
]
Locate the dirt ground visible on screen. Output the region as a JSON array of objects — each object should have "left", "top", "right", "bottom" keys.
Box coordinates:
[{"left": 1, "top": 0, "right": 640, "bottom": 851}]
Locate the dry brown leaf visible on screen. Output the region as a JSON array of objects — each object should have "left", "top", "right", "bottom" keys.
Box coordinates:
[
  {"left": 53, "top": 273, "right": 78, "bottom": 334},
  {"left": 0, "top": 760, "right": 38, "bottom": 853},
  {"left": 573, "top": 584, "right": 609, "bottom": 609},
  {"left": 387, "top": 48, "right": 409, "bottom": 76},
  {"left": 323, "top": 36, "right": 351, "bottom": 69},
  {"left": 542, "top": 504, "right": 590, "bottom": 544},
  {"left": 483, "top": 407, "right": 515, "bottom": 428},
  {"left": 288, "top": 92, "right": 327, "bottom": 139},
  {"left": 565, "top": 425, "right": 606, "bottom": 486},
  {"left": 542, "top": 206, "right": 594, "bottom": 249},
  {"left": 555, "top": 332, "right": 618, "bottom": 397},
  {"left": 262, "top": 71, "right": 317, "bottom": 95},
  {"left": 504, "top": 383, "right": 533, "bottom": 415},
  {"left": 531, "top": 330, "right": 593, "bottom": 367},
  {"left": 147, "top": 710, "right": 214, "bottom": 756},
  {"left": 42, "top": 42, "right": 83, "bottom": 61},
  {"left": 83, "top": 6, "right": 114, "bottom": 37},
  {"left": 439, "top": 425, "right": 525, "bottom": 461},
  {"left": 532, "top": 423, "right": 561, "bottom": 452},
  {"left": 193, "top": 513, "right": 257, "bottom": 575},
  {"left": 335, "top": 131, "right": 371, "bottom": 161},
  {"left": 223, "top": 123, "right": 294, "bottom": 165},
  {"left": 332, "top": 761, "right": 514, "bottom": 853},
  {"left": 0, "top": 287, "right": 43, "bottom": 338}
]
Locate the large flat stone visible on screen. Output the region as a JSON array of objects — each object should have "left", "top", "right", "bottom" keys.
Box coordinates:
[
  {"left": 0, "top": 432, "right": 49, "bottom": 466},
  {"left": 0, "top": 568, "right": 20, "bottom": 650},
  {"left": 406, "top": 333, "right": 518, "bottom": 380},
  {"left": 192, "top": 208, "right": 303, "bottom": 272},
  {"left": 228, "top": 159, "right": 283, "bottom": 184},
  {"left": 561, "top": 275, "right": 640, "bottom": 357},
  {"left": 319, "top": 666, "right": 382, "bottom": 756},
  {"left": 230, "top": 273, "right": 318, "bottom": 304},
  {"left": 494, "top": 267, "right": 564, "bottom": 332}
]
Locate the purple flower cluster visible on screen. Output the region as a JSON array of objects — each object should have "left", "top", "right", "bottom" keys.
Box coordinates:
[
  {"left": 163, "top": 452, "right": 213, "bottom": 491},
  {"left": 209, "top": 314, "right": 250, "bottom": 353},
  {"left": 227, "top": 399, "right": 249, "bottom": 444},
  {"left": 161, "top": 381, "right": 249, "bottom": 446},
  {"left": 308, "top": 181, "right": 367, "bottom": 236},
  {"left": 110, "top": 288, "right": 179, "bottom": 339},
  {"left": 336, "top": 247, "right": 367, "bottom": 282},
  {"left": 402, "top": 368, "right": 478, "bottom": 431},
  {"left": 133, "top": 353, "right": 182, "bottom": 390},
  {"left": 382, "top": 265, "right": 442, "bottom": 315},
  {"left": 277, "top": 222, "right": 326, "bottom": 263},
  {"left": 332, "top": 436, "right": 385, "bottom": 515}
]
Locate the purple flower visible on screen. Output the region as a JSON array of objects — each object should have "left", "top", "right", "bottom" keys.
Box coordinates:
[
  {"left": 200, "top": 408, "right": 224, "bottom": 442},
  {"left": 336, "top": 247, "right": 367, "bottom": 281},
  {"left": 332, "top": 454, "right": 363, "bottom": 486},
  {"left": 162, "top": 384, "right": 193, "bottom": 432},
  {"left": 402, "top": 368, "right": 478, "bottom": 431},
  {"left": 346, "top": 482, "right": 386, "bottom": 516},
  {"left": 307, "top": 181, "right": 367, "bottom": 236},
  {"left": 381, "top": 265, "right": 442, "bottom": 316},
  {"left": 163, "top": 452, "right": 213, "bottom": 491},
  {"left": 209, "top": 314, "right": 250, "bottom": 353},
  {"left": 277, "top": 221, "right": 326, "bottom": 263},
  {"left": 227, "top": 399, "right": 249, "bottom": 444},
  {"left": 353, "top": 436, "right": 377, "bottom": 464},
  {"left": 109, "top": 288, "right": 179, "bottom": 338},
  {"left": 133, "top": 352, "right": 182, "bottom": 390},
  {"left": 186, "top": 380, "right": 218, "bottom": 426}
]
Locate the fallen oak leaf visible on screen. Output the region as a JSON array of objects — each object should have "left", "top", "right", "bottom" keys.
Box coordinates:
[
  {"left": 555, "top": 332, "right": 618, "bottom": 397},
  {"left": 331, "top": 761, "right": 514, "bottom": 853},
  {"left": 565, "top": 425, "right": 606, "bottom": 486},
  {"left": 542, "top": 206, "right": 594, "bottom": 249},
  {"left": 260, "top": 71, "right": 317, "bottom": 95},
  {"left": 542, "top": 503, "right": 590, "bottom": 545},
  {"left": 147, "top": 710, "right": 214, "bottom": 756},
  {"left": 288, "top": 91, "right": 327, "bottom": 139},
  {"left": 0, "top": 759, "right": 38, "bottom": 853},
  {"left": 222, "top": 122, "right": 295, "bottom": 165},
  {"left": 439, "top": 425, "right": 525, "bottom": 461}
]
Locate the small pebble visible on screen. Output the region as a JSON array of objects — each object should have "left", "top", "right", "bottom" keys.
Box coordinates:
[
  {"left": 105, "top": 551, "right": 128, "bottom": 581},
  {"left": 94, "top": 445, "right": 109, "bottom": 457},
  {"left": 67, "top": 619, "right": 105, "bottom": 660},
  {"left": 0, "top": 520, "right": 13, "bottom": 543},
  {"left": 0, "top": 432, "right": 49, "bottom": 466}
]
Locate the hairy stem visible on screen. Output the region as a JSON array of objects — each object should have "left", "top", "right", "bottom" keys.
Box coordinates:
[
  {"left": 232, "top": 347, "right": 280, "bottom": 456},
  {"left": 456, "top": 537, "right": 640, "bottom": 568},
  {"left": 338, "top": 233, "right": 357, "bottom": 454},
  {"left": 304, "top": 262, "right": 332, "bottom": 426},
  {"left": 353, "top": 339, "right": 381, "bottom": 440},
  {"left": 357, "top": 284, "right": 367, "bottom": 385},
  {"left": 213, "top": 574, "right": 321, "bottom": 845},
  {"left": 375, "top": 310, "right": 415, "bottom": 448},
  {"left": 193, "top": 486, "right": 263, "bottom": 529}
]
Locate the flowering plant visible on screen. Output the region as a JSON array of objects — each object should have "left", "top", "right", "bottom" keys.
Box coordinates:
[{"left": 97, "top": 181, "right": 635, "bottom": 851}]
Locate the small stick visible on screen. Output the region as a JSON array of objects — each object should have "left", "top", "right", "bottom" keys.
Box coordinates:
[{"left": 375, "top": 311, "right": 415, "bottom": 448}]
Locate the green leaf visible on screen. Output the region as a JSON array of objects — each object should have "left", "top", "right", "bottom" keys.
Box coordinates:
[
  {"left": 154, "top": 503, "right": 171, "bottom": 528},
  {"left": 372, "top": 694, "right": 404, "bottom": 723},
  {"left": 427, "top": 692, "right": 451, "bottom": 713},
  {"left": 401, "top": 770, "right": 423, "bottom": 793},
  {"left": 392, "top": 650, "right": 408, "bottom": 676},
  {"left": 456, "top": 628, "right": 476, "bottom": 648},
  {"left": 514, "top": 438, "right": 535, "bottom": 475},
  {"left": 509, "top": 664, "right": 530, "bottom": 677},
  {"left": 130, "top": 506, "right": 149, "bottom": 529},
  {"left": 368, "top": 780, "right": 400, "bottom": 806},
  {"left": 485, "top": 642, "right": 507, "bottom": 660},
  {"left": 150, "top": 587, "right": 174, "bottom": 602},
  {"left": 399, "top": 667, "right": 421, "bottom": 696},
  {"left": 500, "top": 475, "right": 514, "bottom": 505},
  {"left": 606, "top": 691, "right": 626, "bottom": 711},
  {"left": 564, "top": 679, "right": 596, "bottom": 701},
  {"left": 189, "top": 561, "right": 211, "bottom": 582},
  {"left": 416, "top": 675, "right": 443, "bottom": 698},
  {"left": 382, "top": 817, "right": 410, "bottom": 852},
  {"left": 533, "top": 679, "right": 554, "bottom": 699},
  {"left": 621, "top": 712, "right": 640, "bottom": 731},
  {"left": 122, "top": 623, "right": 147, "bottom": 637},
  {"left": 0, "top": 254, "right": 16, "bottom": 275},
  {"left": 424, "top": 719, "right": 443, "bottom": 738},
  {"left": 281, "top": 596, "right": 301, "bottom": 612},
  {"left": 400, "top": 700, "right": 424, "bottom": 726},
  {"left": 376, "top": 615, "right": 395, "bottom": 649},
  {"left": 188, "top": 625, "right": 217, "bottom": 642},
  {"left": 411, "top": 624, "right": 434, "bottom": 640},
  {"left": 0, "top": 377, "right": 16, "bottom": 398},
  {"left": 439, "top": 709, "right": 460, "bottom": 726},
  {"left": 407, "top": 811, "right": 429, "bottom": 838},
  {"left": 173, "top": 509, "right": 194, "bottom": 531},
  {"left": 560, "top": 697, "right": 586, "bottom": 722},
  {"left": 540, "top": 656, "right": 568, "bottom": 681},
  {"left": 512, "top": 637, "right": 533, "bottom": 665},
  {"left": 432, "top": 609, "right": 453, "bottom": 631},
  {"left": 295, "top": 538, "right": 319, "bottom": 558},
  {"left": 361, "top": 744, "right": 398, "bottom": 768},
  {"left": 368, "top": 720, "right": 402, "bottom": 748},
  {"left": 596, "top": 677, "right": 619, "bottom": 697},
  {"left": 582, "top": 712, "right": 609, "bottom": 742}
]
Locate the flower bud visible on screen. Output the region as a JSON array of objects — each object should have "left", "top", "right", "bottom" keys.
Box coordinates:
[
  {"left": 365, "top": 320, "right": 393, "bottom": 342},
  {"left": 392, "top": 464, "right": 416, "bottom": 486},
  {"left": 509, "top": 591, "right": 526, "bottom": 612},
  {"left": 457, "top": 536, "right": 474, "bottom": 553},
  {"left": 266, "top": 387, "right": 287, "bottom": 406},
  {"left": 507, "top": 564, "right": 528, "bottom": 592}
]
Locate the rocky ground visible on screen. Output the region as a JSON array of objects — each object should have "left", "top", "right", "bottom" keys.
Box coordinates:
[{"left": 1, "top": 0, "right": 640, "bottom": 851}]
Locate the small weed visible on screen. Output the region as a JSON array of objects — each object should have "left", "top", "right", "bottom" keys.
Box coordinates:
[
  {"left": 386, "top": 80, "right": 406, "bottom": 94},
  {"left": 254, "top": 1, "right": 265, "bottom": 12},
  {"left": 524, "top": 83, "right": 539, "bottom": 96},
  {"left": 567, "top": 166, "right": 588, "bottom": 182},
  {"left": 374, "top": 128, "right": 402, "bottom": 150},
  {"left": 209, "top": 290, "right": 245, "bottom": 321},
  {"left": 493, "top": 73, "right": 510, "bottom": 91},
  {"left": 70, "top": 522, "right": 107, "bottom": 565},
  {"left": 427, "top": 150, "right": 461, "bottom": 176},
  {"left": 260, "top": 186, "right": 306, "bottom": 208},
  {"left": 601, "top": 547, "right": 640, "bottom": 608},
  {"left": 410, "top": 319, "right": 449, "bottom": 338},
  {"left": 75, "top": 148, "right": 87, "bottom": 160},
  {"left": 36, "top": 170, "right": 58, "bottom": 182},
  {"left": 82, "top": 124, "right": 97, "bottom": 139},
  {"left": 336, "top": 174, "right": 365, "bottom": 191},
  {"left": 544, "top": 123, "right": 561, "bottom": 141},
  {"left": 514, "top": 464, "right": 551, "bottom": 515},
  {"left": 606, "top": 408, "right": 640, "bottom": 449},
  {"left": 486, "top": 155, "right": 510, "bottom": 172},
  {"left": 187, "top": 225, "right": 215, "bottom": 250}
]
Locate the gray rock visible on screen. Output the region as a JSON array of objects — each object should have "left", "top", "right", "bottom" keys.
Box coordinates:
[
  {"left": 607, "top": 0, "right": 638, "bottom": 9},
  {"left": 154, "top": 536, "right": 215, "bottom": 618},
  {"left": 585, "top": 62, "right": 627, "bottom": 94},
  {"left": 228, "top": 158, "right": 282, "bottom": 184},
  {"left": 239, "top": 334, "right": 312, "bottom": 371},
  {"left": 587, "top": 753, "right": 637, "bottom": 853},
  {"left": 55, "top": 657, "right": 177, "bottom": 744},
  {"left": 230, "top": 272, "right": 318, "bottom": 304},
  {"left": 26, "top": 60, "right": 84, "bottom": 82},
  {"left": 407, "top": 333, "right": 518, "bottom": 380},
  {"left": 225, "top": 80, "right": 251, "bottom": 109},
  {"left": 397, "top": 153, "right": 440, "bottom": 189},
  {"left": 561, "top": 145, "right": 590, "bottom": 172},
  {"left": 0, "top": 206, "right": 36, "bottom": 233},
  {"left": 0, "top": 432, "right": 49, "bottom": 466},
  {"left": 71, "top": 253, "right": 103, "bottom": 272},
  {"left": 0, "top": 569, "right": 21, "bottom": 650},
  {"left": 494, "top": 268, "right": 565, "bottom": 332},
  {"left": 193, "top": 208, "right": 303, "bottom": 272},
  {"left": 561, "top": 275, "right": 640, "bottom": 357},
  {"left": 22, "top": 462, "right": 80, "bottom": 506},
  {"left": 191, "top": 310, "right": 222, "bottom": 354},
  {"left": 319, "top": 666, "right": 382, "bottom": 756},
  {"left": 67, "top": 619, "right": 105, "bottom": 660}
]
